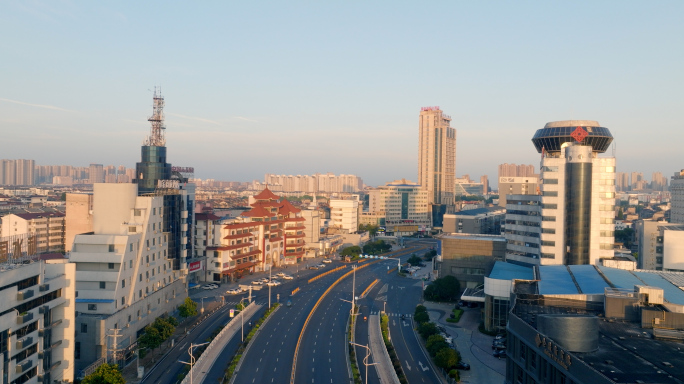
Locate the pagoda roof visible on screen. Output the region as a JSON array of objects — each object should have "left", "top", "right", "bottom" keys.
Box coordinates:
[
  {"left": 253, "top": 187, "right": 280, "bottom": 201},
  {"left": 279, "top": 199, "right": 301, "bottom": 215},
  {"left": 240, "top": 204, "right": 275, "bottom": 218}
]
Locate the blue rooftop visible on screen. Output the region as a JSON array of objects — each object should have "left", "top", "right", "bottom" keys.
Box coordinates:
[
  {"left": 489, "top": 261, "right": 534, "bottom": 280},
  {"left": 569, "top": 265, "right": 610, "bottom": 294},
  {"left": 538, "top": 266, "right": 579, "bottom": 295},
  {"left": 597, "top": 265, "right": 644, "bottom": 290},
  {"left": 633, "top": 271, "right": 684, "bottom": 306}
]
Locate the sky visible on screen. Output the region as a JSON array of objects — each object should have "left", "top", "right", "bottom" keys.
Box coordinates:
[{"left": 1, "top": 1, "right": 683, "bottom": 188}]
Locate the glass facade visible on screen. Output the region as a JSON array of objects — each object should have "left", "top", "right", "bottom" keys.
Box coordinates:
[
  {"left": 564, "top": 162, "right": 592, "bottom": 265},
  {"left": 135, "top": 146, "right": 172, "bottom": 194},
  {"left": 531, "top": 126, "right": 613, "bottom": 153}
]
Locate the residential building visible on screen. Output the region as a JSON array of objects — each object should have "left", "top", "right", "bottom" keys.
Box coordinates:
[
  {"left": 480, "top": 175, "right": 489, "bottom": 195},
  {"left": 498, "top": 163, "right": 536, "bottom": 178},
  {"left": 636, "top": 219, "right": 684, "bottom": 271},
  {"left": 193, "top": 211, "right": 221, "bottom": 283},
  {"left": 418, "top": 106, "right": 456, "bottom": 226},
  {"left": 260, "top": 173, "right": 363, "bottom": 193},
  {"left": 0, "top": 212, "right": 66, "bottom": 254},
  {"left": 88, "top": 164, "right": 104, "bottom": 184},
  {"left": 438, "top": 233, "right": 506, "bottom": 291},
  {"left": 367, "top": 179, "right": 430, "bottom": 235},
  {"left": 442, "top": 207, "right": 505, "bottom": 235},
  {"left": 329, "top": 198, "right": 359, "bottom": 234},
  {"left": 532, "top": 120, "right": 616, "bottom": 265},
  {"left": 503, "top": 194, "right": 542, "bottom": 265},
  {"left": 69, "top": 183, "right": 186, "bottom": 372},
  {"left": 206, "top": 188, "right": 306, "bottom": 283},
  {"left": 497, "top": 176, "right": 539, "bottom": 207},
  {"left": 0, "top": 159, "right": 35, "bottom": 186},
  {"left": 670, "top": 170, "right": 684, "bottom": 224},
  {"left": 65, "top": 193, "right": 94, "bottom": 252},
  {"left": 616, "top": 172, "right": 629, "bottom": 191},
  {"left": 0, "top": 257, "right": 76, "bottom": 384},
  {"left": 631, "top": 171, "right": 643, "bottom": 190}
]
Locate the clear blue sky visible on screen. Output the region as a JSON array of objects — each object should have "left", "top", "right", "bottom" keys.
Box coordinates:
[{"left": 1, "top": 1, "right": 682, "bottom": 187}]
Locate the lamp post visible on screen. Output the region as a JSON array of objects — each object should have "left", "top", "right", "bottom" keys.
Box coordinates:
[
  {"left": 238, "top": 297, "right": 249, "bottom": 342},
  {"left": 268, "top": 263, "right": 272, "bottom": 309},
  {"left": 178, "top": 341, "right": 210, "bottom": 384},
  {"left": 349, "top": 342, "right": 378, "bottom": 384}
]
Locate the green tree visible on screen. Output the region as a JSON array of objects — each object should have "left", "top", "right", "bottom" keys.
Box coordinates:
[
  {"left": 423, "top": 250, "right": 437, "bottom": 261},
  {"left": 167, "top": 316, "right": 179, "bottom": 326},
  {"left": 359, "top": 224, "right": 380, "bottom": 238},
  {"left": 426, "top": 334, "right": 450, "bottom": 356},
  {"left": 434, "top": 348, "right": 458, "bottom": 369},
  {"left": 414, "top": 305, "right": 427, "bottom": 317},
  {"left": 60, "top": 192, "right": 67, "bottom": 201},
  {"left": 340, "top": 245, "right": 362, "bottom": 258},
  {"left": 139, "top": 325, "right": 162, "bottom": 351},
  {"left": 179, "top": 297, "right": 198, "bottom": 318},
  {"left": 81, "top": 363, "right": 125, "bottom": 384},
  {"left": 153, "top": 317, "right": 175, "bottom": 340},
  {"left": 407, "top": 254, "right": 422, "bottom": 266},
  {"left": 424, "top": 275, "right": 460, "bottom": 302},
  {"left": 418, "top": 322, "right": 439, "bottom": 340},
  {"left": 414, "top": 311, "right": 429, "bottom": 324},
  {"left": 617, "top": 208, "right": 625, "bottom": 220}
]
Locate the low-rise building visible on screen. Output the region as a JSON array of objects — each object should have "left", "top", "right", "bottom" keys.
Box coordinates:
[
  {"left": 438, "top": 233, "right": 506, "bottom": 291},
  {"left": 442, "top": 207, "right": 505, "bottom": 235},
  {"left": 0, "top": 212, "right": 66, "bottom": 254}
]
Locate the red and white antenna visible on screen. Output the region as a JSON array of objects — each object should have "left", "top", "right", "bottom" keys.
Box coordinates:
[{"left": 144, "top": 87, "right": 166, "bottom": 146}]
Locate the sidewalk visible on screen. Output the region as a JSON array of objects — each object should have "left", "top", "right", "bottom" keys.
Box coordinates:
[
  {"left": 422, "top": 301, "right": 505, "bottom": 383},
  {"left": 368, "top": 314, "right": 400, "bottom": 384}
]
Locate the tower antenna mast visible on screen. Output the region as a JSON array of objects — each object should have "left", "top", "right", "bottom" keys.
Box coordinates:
[{"left": 144, "top": 86, "right": 166, "bottom": 147}]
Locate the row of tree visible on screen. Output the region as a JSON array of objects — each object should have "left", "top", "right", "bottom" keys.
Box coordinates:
[{"left": 414, "top": 305, "right": 461, "bottom": 380}]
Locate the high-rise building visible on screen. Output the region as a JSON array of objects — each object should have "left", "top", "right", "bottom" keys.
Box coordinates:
[
  {"left": 498, "top": 176, "right": 539, "bottom": 207},
  {"left": 532, "top": 120, "right": 616, "bottom": 265},
  {"left": 0, "top": 159, "right": 35, "bottom": 186},
  {"left": 88, "top": 163, "right": 104, "bottom": 184},
  {"left": 498, "top": 163, "right": 536, "bottom": 178},
  {"left": 0, "top": 212, "right": 66, "bottom": 253},
  {"left": 616, "top": 172, "right": 630, "bottom": 191},
  {"left": 368, "top": 179, "right": 431, "bottom": 235},
  {"left": 418, "top": 106, "right": 456, "bottom": 226},
  {"left": 329, "top": 198, "right": 360, "bottom": 234},
  {"left": 261, "top": 173, "right": 363, "bottom": 193},
  {"left": 630, "top": 171, "right": 643, "bottom": 190},
  {"left": 670, "top": 170, "right": 684, "bottom": 224},
  {"left": 480, "top": 175, "right": 489, "bottom": 195}
]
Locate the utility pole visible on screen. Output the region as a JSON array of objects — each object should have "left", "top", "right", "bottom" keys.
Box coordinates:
[{"left": 108, "top": 328, "right": 122, "bottom": 365}]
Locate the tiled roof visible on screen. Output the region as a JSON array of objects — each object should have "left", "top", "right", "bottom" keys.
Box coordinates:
[
  {"left": 241, "top": 205, "right": 275, "bottom": 218},
  {"left": 279, "top": 199, "right": 301, "bottom": 215},
  {"left": 253, "top": 187, "right": 280, "bottom": 201},
  {"left": 195, "top": 212, "right": 221, "bottom": 221}
]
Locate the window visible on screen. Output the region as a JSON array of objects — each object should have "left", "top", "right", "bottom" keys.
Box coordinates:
[
  {"left": 130, "top": 244, "right": 134, "bottom": 252},
  {"left": 129, "top": 226, "right": 137, "bottom": 233},
  {"left": 108, "top": 263, "right": 115, "bottom": 269},
  {"left": 542, "top": 216, "right": 556, "bottom": 222},
  {"left": 75, "top": 342, "right": 81, "bottom": 359},
  {"left": 542, "top": 204, "right": 557, "bottom": 209},
  {"left": 541, "top": 228, "right": 556, "bottom": 234},
  {"left": 121, "top": 297, "right": 125, "bottom": 305},
  {"left": 544, "top": 179, "right": 558, "bottom": 185},
  {"left": 542, "top": 191, "right": 558, "bottom": 197},
  {"left": 88, "top": 304, "right": 97, "bottom": 311},
  {"left": 99, "top": 282, "right": 106, "bottom": 289},
  {"left": 153, "top": 208, "right": 156, "bottom": 215},
  {"left": 81, "top": 324, "right": 87, "bottom": 333},
  {"left": 139, "top": 274, "right": 142, "bottom": 282},
  {"left": 108, "top": 244, "right": 115, "bottom": 252},
  {"left": 128, "top": 315, "right": 131, "bottom": 322},
  {"left": 134, "top": 209, "right": 141, "bottom": 216},
  {"left": 121, "top": 280, "right": 126, "bottom": 288}
]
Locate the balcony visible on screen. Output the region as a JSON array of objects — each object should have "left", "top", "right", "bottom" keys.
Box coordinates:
[
  {"left": 39, "top": 283, "right": 50, "bottom": 292},
  {"left": 15, "top": 359, "right": 32, "bottom": 374},
  {"left": 16, "top": 289, "right": 35, "bottom": 301},
  {"left": 16, "top": 312, "right": 33, "bottom": 324}
]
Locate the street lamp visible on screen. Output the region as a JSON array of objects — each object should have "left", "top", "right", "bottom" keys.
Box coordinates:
[
  {"left": 349, "top": 342, "right": 378, "bottom": 384},
  {"left": 178, "top": 341, "right": 210, "bottom": 384},
  {"left": 268, "top": 263, "right": 272, "bottom": 309},
  {"left": 238, "top": 297, "right": 249, "bottom": 342}
]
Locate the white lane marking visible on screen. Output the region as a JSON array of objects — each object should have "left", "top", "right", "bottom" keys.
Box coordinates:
[
  {"left": 405, "top": 361, "right": 411, "bottom": 371},
  {"left": 419, "top": 361, "right": 429, "bottom": 371}
]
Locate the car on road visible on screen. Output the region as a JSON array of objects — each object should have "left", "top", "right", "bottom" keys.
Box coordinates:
[
  {"left": 251, "top": 280, "right": 264, "bottom": 285},
  {"left": 455, "top": 362, "right": 471, "bottom": 370},
  {"left": 281, "top": 274, "right": 293, "bottom": 280},
  {"left": 266, "top": 280, "right": 281, "bottom": 286},
  {"left": 226, "top": 288, "right": 242, "bottom": 294},
  {"left": 202, "top": 284, "right": 218, "bottom": 290},
  {"left": 493, "top": 350, "right": 507, "bottom": 358},
  {"left": 309, "top": 265, "right": 319, "bottom": 270},
  {"left": 322, "top": 259, "right": 332, "bottom": 263},
  {"left": 259, "top": 277, "right": 270, "bottom": 283},
  {"left": 316, "top": 263, "right": 325, "bottom": 268},
  {"left": 275, "top": 272, "right": 286, "bottom": 277}
]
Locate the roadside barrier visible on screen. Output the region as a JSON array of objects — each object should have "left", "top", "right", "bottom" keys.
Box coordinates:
[
  {"left": 360, "top": 279, "right": 379, "bottom": 299},
  {"left": 308, "top": 265, "right": 346, "bottom": 283},
  {"left": 388, "top": 267, "right": 397, "bottom": 274},
  {"left": 291, "top": 287, "right": 300, "bottom": 295}
]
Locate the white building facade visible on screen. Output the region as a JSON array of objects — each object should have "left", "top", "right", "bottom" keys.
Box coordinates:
[{"left": 329, "top": 198, "right": 359, "bottom": 234}]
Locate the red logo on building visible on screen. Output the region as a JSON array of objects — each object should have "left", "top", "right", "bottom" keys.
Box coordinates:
[{"left": 571, "top": 126, "right": 588, "bottom": 142}]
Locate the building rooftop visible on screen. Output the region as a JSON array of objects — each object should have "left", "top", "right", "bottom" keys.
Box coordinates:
[
  {"left": 532, "top": 120, "right": 613, "bottom": 154},
  {"left": 489, "top": 261, "right": 534, "bottom": 281},
  {"left": 453, "top": 207, "right": 504, "bottom": 217},
  {"left": 439, "top": 233, "right": 506, "bottom": 242}
]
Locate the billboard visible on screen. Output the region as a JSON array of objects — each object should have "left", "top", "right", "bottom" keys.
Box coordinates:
[{"left": 188, "top": 260, "right": 203, "bottom": 272}]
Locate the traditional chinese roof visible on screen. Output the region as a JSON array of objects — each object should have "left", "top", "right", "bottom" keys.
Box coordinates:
[
  {"left": 195, "top": 212, "right": 221, "bottom": 221},
  {"left": 240, "top": 204, "right": 275, "bottom": 218},
  {"left": 253, "top": 187, "right": 280, "bottom": 201},
  {"left": 279, "top": 199, "right": 301, "bottom": 215}
]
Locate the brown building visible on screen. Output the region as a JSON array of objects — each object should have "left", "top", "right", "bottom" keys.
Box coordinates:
[{"left": 438, "top": 233, "right": 506, "bottom": 291}]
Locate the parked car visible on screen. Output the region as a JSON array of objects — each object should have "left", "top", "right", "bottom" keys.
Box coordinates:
[
  {"left": 455, "top": 362, "right": 471, "bottom": 370},
  {"left": 322, "top": 259, "right": 332, "bottom": 263},
  {"left": 282, "top": 275, "right": 294, "bottom": 280},
  {"left": 493, "top": 350, "right": 507, "bottom": 358},
  {"left": 458, "top": 300, "right": 466, "bottom": 307},
  {"left": 492, "top": 343, "right": 506, "bottom": 350},
  {"left": 309, "top": 266, "right": 319, "bottom": 270},
  {"left": 251, "top": 280, "right": 264, "bottom": 285},
  {"left": 202, "top": 284, "right": 218, "bottom": 290},
  {"left": 316, "top": 264, "right": 325, "bottom": 268},
  {"left": 275, "top": 272, "right": 286, "bottom": 277},
  {"left": 495, "top": 333, "right": 506, "bottom": 340},
  {"left": 226, "top": 288, "right": 242, "bottom": 294}
]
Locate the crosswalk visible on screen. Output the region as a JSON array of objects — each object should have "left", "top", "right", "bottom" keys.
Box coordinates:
[
  {"left": 369, "top": 311, "right": 412, "bottom": 318},
  {"left": 224, "top": 301, "right": 269, "bottom": 306}
]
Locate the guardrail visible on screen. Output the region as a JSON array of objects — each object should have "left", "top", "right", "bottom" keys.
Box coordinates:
[
  {"left": 359, "top": 279, "right": 378, "bottom": 299},
  {"left": 308, "top": 265, "right": 346, "bottom": 283},
  {"left": 388, "top": 267, "right": 397, "bottom": 274},
  {"left": 291, "top": 287, "right": 300, "bottom": 295}
]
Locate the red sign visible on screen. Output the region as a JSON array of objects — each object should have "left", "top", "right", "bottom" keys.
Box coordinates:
[
  {"left": 571, "top": 126, "right": 588, "bottom": 142},
  {"left": 188, "top": 260, "right": 202, "bottom": 272},
  {"left": 421, "top": 106, "right": 440, "bottom": 112}
]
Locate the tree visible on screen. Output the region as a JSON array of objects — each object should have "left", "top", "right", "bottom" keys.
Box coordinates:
[
  {"left": 60, "top": 192, "right": 67, "bottom": 201},
  {"left": 359, "top": 224, "right": 380, "bottom": 238},
  {"left": 423, "top": 250, "right": 437, "bottom": 261},
  {"left": 424, "top": 275, "right": 460, "bottom": 302},
  {"left": 434, "top": 348, "right": 458, "bottom": 370},
  {"left": 139, "top": 325, "right": 162, "bottom": 351},
  {"left": 153, "top": 317, "right": 175, "bottom": 339},
  {"left": 617, "top": 208, "right": 625, "bottom": 220},
  {"left": 414, "top": 305, "right": 427, "bottom": 317},
  {"left": 407, "top": 254, "right": 422, "bottom": 266},
  {"left": 418, "top": 322, "right": 439, "bottom": 340},
  {"left": 81, "top": 363, "right": 125, "bottom": 384},
  {"left": 414, "top": 311, "right": 429, "bottom": 324},
  {"left": 426, "top": 334, "right": 450, "bottom": 357},
  {"left": 167, "top": 316, "right": 179, "bottom": 326},
  {"left": 179, "top": 297, "right": 198, "bottom": 318},
  {"left": 340, "top": 245, "right": 362, "bottom": 258}
]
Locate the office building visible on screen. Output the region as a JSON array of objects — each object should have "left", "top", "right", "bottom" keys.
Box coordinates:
[
  {"left": 0, "top": 212, "right": 66, "bottom": 254},
  {"left": 0, "top": 257, "right": 76, "bottom": 384},
  {"left": 69, "top": 183, "right": 186, "bottom": 372},
  {"left": 442, "top": 207, "right": 505, "bottom": 235},
  {"left": 192, "top": 211, "right": 221, "bottom": 283},
  {"left": 670, "top": 170, "right": 684, "bottom": 224},
  {"left": 497, "top": 176, "right": 539, "bottom": 207},
  {"left": 367, "top": 179, "right": 430, "bottom": 235},
  {"left": 133, "top": 89, "right": 195, "bottom": 272},
  {"left": 503, "top": 194, "right": 542, "bottom": 264},
  {"left": 329, "top": 198, "right": 359, "bottom": 234},
  {"left": 533, "top": 120, "right": 616, "bottom": 265},
  {"left": 418, "top": 106, "right": 456, "bottom": 226},
  {"left": 438, "top": 233, "right": 506, "bottom": 291}
]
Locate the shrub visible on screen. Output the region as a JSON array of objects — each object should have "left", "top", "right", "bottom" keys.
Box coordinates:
[{"left": 418, "top": 322, "right": 439, "bottom": 340}]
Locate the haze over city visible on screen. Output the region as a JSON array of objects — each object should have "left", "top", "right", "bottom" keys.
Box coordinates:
[{"left": 1, "top": 1, "right": 683, "bottom": 186}]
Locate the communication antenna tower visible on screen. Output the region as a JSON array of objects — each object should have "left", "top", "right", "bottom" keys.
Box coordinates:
[{"left": 144, "top": 87, "right": 166, "bottom": 147}]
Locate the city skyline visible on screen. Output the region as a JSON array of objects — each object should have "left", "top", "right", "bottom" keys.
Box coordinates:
[{"left": 1, "top": 2, "right": 683, "bottom": 186}]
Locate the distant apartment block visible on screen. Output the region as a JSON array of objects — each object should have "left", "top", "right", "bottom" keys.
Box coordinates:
[
  {"left": 670, "top": 170, "right": 684, "bottom": 224},
  {"left": 1, "top": 212, "right": 66, "bottom": 253},
  {"left": 260, "top": 173, "right": 363, "bottom": 193},
  {"left": 497, "top": 163, "right": 536, "bottom": 178},
  {"left": 0, "top": 159, "right": 35, "bottom": 186}
]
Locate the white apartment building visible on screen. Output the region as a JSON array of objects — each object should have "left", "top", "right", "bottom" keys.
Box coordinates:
[
  {"left": 329, "top": 199, "right": 359, "bottom": 234},
  {"left": 368, "top": 179, "right": 430, "bottom": 235},
  {"left": 261, "top": 173, "right": 363, "bottom": 193},
  {"left": 0, "top": 258, "right": 76, "bottom": 384},
  {"left": 636, "top": 220, "right": 684, "bottom": 271},
  {"left": 532, "top": 120, "right": 616, "bottom": 265},
  {"left": 1, "top": 212, "right": 66, "bottom": 254},
  {"left": 69, "top": 183, "right": 186, "bottom": 372}
]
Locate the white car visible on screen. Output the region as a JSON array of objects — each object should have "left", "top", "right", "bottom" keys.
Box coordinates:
[
  {"left": 266, "top": 280, "right": 281, "bottom": 286},
  {"left": 226, "top": 288, "right": 242, "bottom": 294},
  {"left": 322, "top": 259, "right": 332, "bottom": 263},
  {"left": 275, "top": 272, "right": 286, "bottom": 277},
  {"left": 316, "top": 264, "right": 325, "bottom": 268},
  {"left": 202, "top": 284, "right": 218, "bottom": 290},
  {"left": 259, "top": 277, "right": 270, "bottom": 283},
  {"left": 282, "top": 275, "right": 294, "bottom": 280},
  {"left": 251, "top": 280, "right": 264, "bottom": 285}
]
